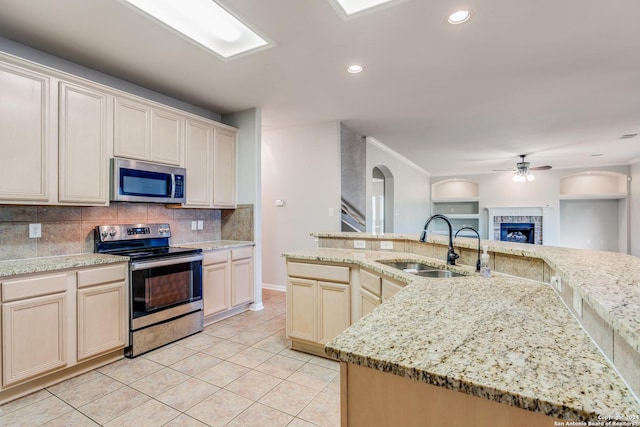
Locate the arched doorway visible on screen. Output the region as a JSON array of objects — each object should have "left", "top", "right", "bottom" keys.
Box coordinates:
[{"left": 372, "top": 165, "right": 394, "bottom": 233}]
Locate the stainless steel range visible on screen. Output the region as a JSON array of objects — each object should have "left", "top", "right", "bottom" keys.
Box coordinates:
[{"left": 95, "top": 223, "right": 203, "bottom": 357}]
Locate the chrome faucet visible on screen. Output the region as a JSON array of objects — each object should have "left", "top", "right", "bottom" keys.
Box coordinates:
[
  {"left": 454, "top": 226, "right": 481, "bottom": 272},
  {"left": 419, "top": 214, "right": 459, "bottom": 265}
]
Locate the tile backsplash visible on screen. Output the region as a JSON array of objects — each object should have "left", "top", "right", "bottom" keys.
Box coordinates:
[{"left": 0, "top": 203, "right": 254, "bottom": 261}]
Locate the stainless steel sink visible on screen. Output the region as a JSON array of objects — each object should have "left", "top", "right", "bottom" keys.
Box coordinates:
[{"left": 377, "top": 260, "right": 465, "bottom": 277}]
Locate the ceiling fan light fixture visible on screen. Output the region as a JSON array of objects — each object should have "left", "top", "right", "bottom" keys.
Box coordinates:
[{"left": 527, "top": 173, "right": 536, "bottom": 181}]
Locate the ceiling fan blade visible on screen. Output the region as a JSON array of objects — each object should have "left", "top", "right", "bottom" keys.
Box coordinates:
[
  {"left": 529, "top": 165, "right": 552, "bottom": 170},
  {"left": 492, "top": 168, "right": 516, "bottom": 172}
]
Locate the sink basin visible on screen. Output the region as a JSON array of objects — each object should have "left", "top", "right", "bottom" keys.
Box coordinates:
[{"left": 377, "top": 260, "right": 465, "bottom": 277}]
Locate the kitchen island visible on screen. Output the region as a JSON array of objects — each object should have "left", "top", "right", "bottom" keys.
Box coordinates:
[{"left": 284, "top": 235, "right": 640, "bottom": 425}]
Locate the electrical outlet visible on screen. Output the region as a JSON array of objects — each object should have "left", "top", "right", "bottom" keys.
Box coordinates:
[
  {"left": 380, "top": 241, "right": 393, "bottom": 250},
  {"left": 353, "top": 240, "right": 366, "bottom": 249},
  {"left": 29, "top": 223, "right": 42, "bottom": 238},
  {"left": 573, "top": 292, "right": 583, "bottom": 317},
  {"left": 550, "top": 276, "right": 562, "bottom": 292},
  {"left": 191, "top": 221, "right": 197, "bottom": 231},
  {"left": 197, "top": 220, "right": 203, "bottom": 230}
]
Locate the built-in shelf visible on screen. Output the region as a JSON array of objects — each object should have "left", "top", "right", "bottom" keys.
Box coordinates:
[
  {"left": 559, "top": 171, "right": 628, "bottom": 200},
  {"left": 431, "top": 179, "right": 481, "bottom": 236}
]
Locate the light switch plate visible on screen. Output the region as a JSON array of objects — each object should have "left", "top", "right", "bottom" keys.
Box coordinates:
[
  {"left": 197, "top": 220, "right": 204, "bottom": 230},
  {"left": 29, "top": 223, "right": 42, "bottom": 238},
  {"left": 572, "top": 292, "right": 583, "bottom": 317},
  {"left": 191, "top": 221, "right": 197, "bottom": 230},
  {"left": 353, "top": 240, "right": 366, "bottom": 249}
]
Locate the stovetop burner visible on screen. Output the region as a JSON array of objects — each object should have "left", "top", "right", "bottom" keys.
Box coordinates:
[{"left": 94, "top": 223, "right": 201, "bottom": 260}]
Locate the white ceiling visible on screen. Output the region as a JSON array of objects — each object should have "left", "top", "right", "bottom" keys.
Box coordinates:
[{"left": 1, "top": 0, "right": 639, "bottom": 176}]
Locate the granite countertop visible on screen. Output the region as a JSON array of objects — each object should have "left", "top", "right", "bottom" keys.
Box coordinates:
[
  {"left": 283, "top": 247, "right": 640, "bottom": 421},
  {"left": 176, "top": 240, "right": 254, "bottom": 251},
  {"left": 0, "top": 253, "right": 129, "bottom": 278},
  {"left": 314, "top": 232, "right": 640, "bottom": 354}
]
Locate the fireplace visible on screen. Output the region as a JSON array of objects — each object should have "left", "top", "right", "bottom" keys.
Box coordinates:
[
  {"left": 486, "top": 206, "right": 549, "bottom": 245},
  {"left": 500, "top": 223, "right": 535, "bottom": 244}
]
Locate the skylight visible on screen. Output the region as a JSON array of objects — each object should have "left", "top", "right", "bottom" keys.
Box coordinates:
[
  {"left": 329, "top": 0, "right": 401, "bottom": 18},
  {"left": 122, "top": 0, "right": 272, "bottom": 60}
]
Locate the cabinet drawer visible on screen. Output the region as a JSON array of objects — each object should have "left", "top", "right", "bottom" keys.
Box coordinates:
[
  {"left": 77, "top": 264, "right": 127, "bottom": 289},
  {"left": 2, "top": 273, "right": 69, "bottom": 302},
  {"left": 204, "top": 249, "right": 230, "bottom": 265},
  {"left": 360, "top": 269, "right": 381, "bottom": 296},
  {"left": 287, "top": 262, "right": 350, "bottom": 284},
  {"left": 231, "top": 246, "right": 253, "bottom": 261}
]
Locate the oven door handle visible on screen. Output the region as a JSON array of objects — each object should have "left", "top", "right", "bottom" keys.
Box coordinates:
[{"left": 131, "top": 254, "right": 204, "bottom": 271}]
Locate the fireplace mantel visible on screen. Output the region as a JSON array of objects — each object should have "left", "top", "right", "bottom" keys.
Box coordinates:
[{"left": 486, "top": 206, "right": 550, "bottom": 244}]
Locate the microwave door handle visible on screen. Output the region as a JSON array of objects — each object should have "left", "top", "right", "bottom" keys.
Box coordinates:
[{"left": 170, "top": 173, "right": 175, "bottom": 197}]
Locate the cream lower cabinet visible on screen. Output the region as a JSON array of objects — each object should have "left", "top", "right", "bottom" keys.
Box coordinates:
[
  {"left": 231, "top": 246, "right": 254, "bottom": 307},
  {"left": 203, "top": 250, "right": 231, "bottom": 317},
  {"left": 286, "top": 261, "right": 351, "bottom": 355},
  {"left": 358, "top": 269, "right": 382, "bottom": 320},
  {"left": 382, "top": 277, "right": 405, "bottom": 302},
  {"left": 0, "top": 262, "right": 127, "bottom": 401},
  {"left": 76, "top": 264, "right": 127, "bottom": 361},
  {"left": 202, "top": 246, "right": 254, "bottom": 325},
  {"left": 1, "top": 273, "right": 69, "bottom": 388}
]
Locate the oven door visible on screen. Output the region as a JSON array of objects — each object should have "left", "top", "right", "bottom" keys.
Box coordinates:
[{"left": 130, "top": 254, "right": 203, "bottom": 325}]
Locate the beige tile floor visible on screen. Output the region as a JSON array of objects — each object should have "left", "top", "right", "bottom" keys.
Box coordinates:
[{"left": 0, "top": 290, "right": 340, "bottom": 427}]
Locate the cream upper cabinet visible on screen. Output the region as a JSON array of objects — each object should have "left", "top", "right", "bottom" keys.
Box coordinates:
[
  {"left": 0, "top": 61, "right": 52, "bottom": 203},
  {"left": 58, "top": 81, "right": 109, "bottom": 205},
  {"left": 113, "top": 97, "right": 151, "bottom": 161},
  {"left": 114, "top": 96, "right": 182, "bottom": 166},
  {"left": 184, "top": 117, "right": 213, "bottom": 207},
  {"left": 213, "top": 126, "right": 237, "bottom": 208},
  {"left": 151, "top": 108, "right": 183, "bottom": 166}
]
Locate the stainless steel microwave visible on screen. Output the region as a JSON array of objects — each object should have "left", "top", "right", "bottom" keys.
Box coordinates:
[{"left": 110, "top": 158, "right": 186, "bottom": 203}]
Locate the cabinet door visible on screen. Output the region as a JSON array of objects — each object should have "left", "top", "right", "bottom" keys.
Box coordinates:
[
  {"left": 58, "top": 81, "right": 109, "bottom": 205},
  {"left": 151, "top": 108, "right": 182, "bottom": 166},
  {"left": 183, "top": 118, "right": 213, "bottom": 207},
  {"left": 231, "top": 255, "right": 254, "bottom": 307},
  {"left": 2, "top": 293, "right": 67, "bottom": 387},
  {"left": 0, "top": 62, "right": 50, "bottom": 202},
  {"left": 382, "top": 277, "right": 405, "bottom": 302},
  {"left": 287, "top": 277, "right": 317, "bottom": 342},
  {"left": 318, "top": 281, "right": 350, "bottom": 345},
  {"left": 77, "top": 281, "right": 126, "bottom": 361},
  {"left": 203, "top": 259, "right": 231, "bottom": 316},
  {"left": 213, "top": 126, "right": 236, "bottom": 208},
  {"left": 359, "top": 288, "right": 381, "bottom": 319},
  {"left": 114, "top": 97, "right": 151, "bottom": 160}
]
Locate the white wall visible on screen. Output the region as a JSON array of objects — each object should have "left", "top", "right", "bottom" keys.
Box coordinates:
[
  {"left": 433, "top": 164, "right": 631, "bottom": 249},
  {"left": 222, "top": 108, "right": 263, "bottom": 308},
  {"left": 630, "top": 162, "right": 640, "bottom": 257},
  {"left": 366, "top": 138, "right": 431, "bottom": 234},
  {"left": 560, "top": 199, "right": 620, "bottom": 251},
  {"left": 262, "top": 121, "right": 342, "bottom": 288}
]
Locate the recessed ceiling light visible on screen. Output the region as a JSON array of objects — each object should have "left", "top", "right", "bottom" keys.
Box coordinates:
[
  {"left": 347, "top": 65, "right": 363, "bottom": 74},
  {"left": 329, "top": 0, "right": 401, "bottom": 18},
  {"left": 447, "top": 10, "right": 471, "bottom": 24},
  {"left": 121, "top": 0, "right": 273, "bottom": 60}
]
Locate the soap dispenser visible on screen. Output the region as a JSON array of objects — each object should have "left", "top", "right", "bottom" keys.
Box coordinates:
[{"left": 480, "top": 246, "right": 491, "bottom": 278}]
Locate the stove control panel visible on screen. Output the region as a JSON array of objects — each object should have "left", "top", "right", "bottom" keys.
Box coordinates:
[{"left": 96, "top": 223, "right": 171, "bottom": 242}]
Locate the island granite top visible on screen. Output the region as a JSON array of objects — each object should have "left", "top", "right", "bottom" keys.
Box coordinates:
[{"left": 283, "top": 247, "right": 640, "bottom": 422}]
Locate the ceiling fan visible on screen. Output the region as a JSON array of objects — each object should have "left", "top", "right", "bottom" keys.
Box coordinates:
[{"left": 493, "top": 154, "right": 552, "bottom": 182}]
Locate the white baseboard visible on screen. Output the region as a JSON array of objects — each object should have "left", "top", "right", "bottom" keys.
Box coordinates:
[{"left": 262, "top": 282, "right": 286, "bottom": 292}]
